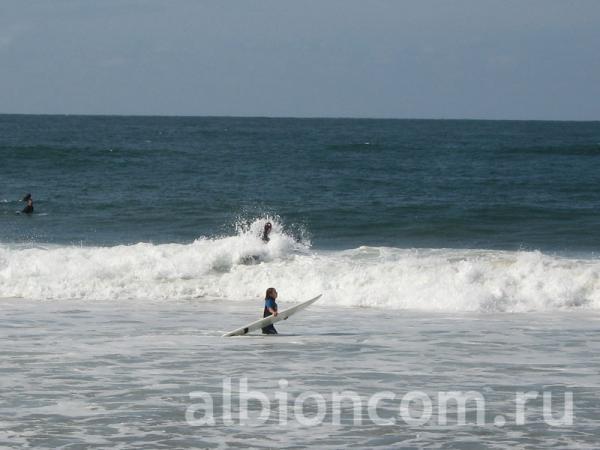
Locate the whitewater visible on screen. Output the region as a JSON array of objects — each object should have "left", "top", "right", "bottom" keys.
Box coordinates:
[{"left": 1, "top": 219, "right": 599, "bottom": 312}]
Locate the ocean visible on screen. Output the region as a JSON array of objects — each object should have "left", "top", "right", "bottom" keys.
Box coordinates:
[{"left": 1, "top": 115, "right": 600, "bottom": 448}]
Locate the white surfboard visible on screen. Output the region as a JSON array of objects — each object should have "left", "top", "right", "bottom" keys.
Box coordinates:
[{"left": 222, "top": 294, "right": 322, "bottom": 337}]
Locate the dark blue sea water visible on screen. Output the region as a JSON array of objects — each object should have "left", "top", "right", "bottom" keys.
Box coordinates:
[
  {"left": 2, "top": 117, "right": 600, "bottom": 450},
  {"left": 2, "top": 114, "right": 600, "bottom": 251}
]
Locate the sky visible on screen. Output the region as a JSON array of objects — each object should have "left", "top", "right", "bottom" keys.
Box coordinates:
[{"left": 0, "top": 0, "right": 599, "bottom": 120}]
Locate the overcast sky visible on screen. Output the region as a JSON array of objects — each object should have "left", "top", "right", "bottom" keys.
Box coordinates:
[{"left": 1, "top": 0, "right": 599, "bottom": 120}]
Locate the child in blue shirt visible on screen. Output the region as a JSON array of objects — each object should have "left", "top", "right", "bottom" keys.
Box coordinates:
[{"left": 262, "top": 287, "right": 278, "bottom": 335}]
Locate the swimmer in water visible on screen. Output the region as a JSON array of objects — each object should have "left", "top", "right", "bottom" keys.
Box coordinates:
[
  {"left": 262, "top": 222, "right": 272, "bottom": 242},
  {"left": 21, "top": 193, "right": 33, "bottom": 214}
]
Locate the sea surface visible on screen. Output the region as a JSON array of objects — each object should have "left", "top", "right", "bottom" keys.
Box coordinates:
[{"left": 1, "top": 115, "right": 600, "bottom": 448}]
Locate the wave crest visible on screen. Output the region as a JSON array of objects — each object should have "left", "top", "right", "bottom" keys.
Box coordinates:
[{"left": 1, "top": 229, "right": 599, "bottom": 312}]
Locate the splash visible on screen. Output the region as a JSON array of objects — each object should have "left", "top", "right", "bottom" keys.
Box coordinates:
[{"left": 1, "top": 225, "right": 600, "bottom": 312}]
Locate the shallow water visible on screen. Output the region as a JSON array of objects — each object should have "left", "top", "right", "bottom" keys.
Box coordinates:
[{"left": 1, "top": 298, "right": 598, "bottom": 449}]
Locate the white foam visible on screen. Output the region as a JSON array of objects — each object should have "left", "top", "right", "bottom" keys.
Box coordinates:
[{"left": 1, "top": 224, "right": 599, "bottom": 312}]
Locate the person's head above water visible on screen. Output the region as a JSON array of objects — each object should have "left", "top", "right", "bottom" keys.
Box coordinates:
[
  {"left": 265, "top": 287, "right": 278, "bottom": 299},
  {"left": 21, "top": 193, "right": 34, "bottom": 214},
  {"left": 262, "top": 222, "right": 273, "bottom": 242}
]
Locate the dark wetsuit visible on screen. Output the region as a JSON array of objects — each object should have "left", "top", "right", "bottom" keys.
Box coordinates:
[
  {"left": 22, "top": 203, "right": 33, "bottom": 214},
  {"left": 262, "top": 297, "right": 278, "bottom": 334},
  {"left": 262, "top": 224, "right": 272, "bottom": 242}
]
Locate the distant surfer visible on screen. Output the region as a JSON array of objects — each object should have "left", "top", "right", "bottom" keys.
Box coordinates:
[
  {"left": 262, "top": 287, "right": 278, "bottom": 334},
  {"left": 262, "top": 222, "right": 272, "bottom": 242},
  {"left": 21, "top": 193, "right": 33, "bottom": 214}
]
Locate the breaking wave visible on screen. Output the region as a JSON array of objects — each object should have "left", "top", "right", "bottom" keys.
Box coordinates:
[{"left": 1, "top": 219, "right": 600, "bottom": 312}]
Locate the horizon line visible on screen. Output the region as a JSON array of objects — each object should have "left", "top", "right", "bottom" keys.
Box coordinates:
[{"left": 0, "top": 112, "right": 598, "bottom": 124}]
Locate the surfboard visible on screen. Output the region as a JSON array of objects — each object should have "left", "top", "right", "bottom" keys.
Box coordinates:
[{"left": 222, "top": 294, "right": 322, "bottom": 337}]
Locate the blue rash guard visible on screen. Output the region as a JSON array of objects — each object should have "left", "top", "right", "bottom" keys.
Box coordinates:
[{"left": 262, "top": 297, "right": 278, "bottom": 334}]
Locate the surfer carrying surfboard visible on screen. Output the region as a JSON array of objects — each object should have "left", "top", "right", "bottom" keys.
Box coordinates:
[
  {"left": 222, "top": 293, "right": 321, "bottom": 337},
  {"left": 262, "top": 287, "right": 278, "bottom": 334}
]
